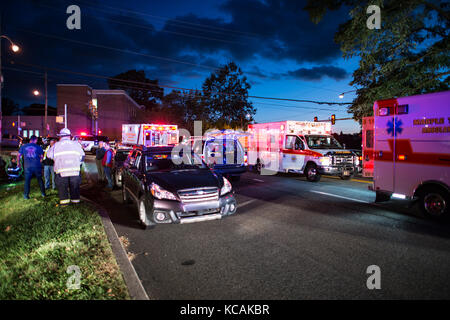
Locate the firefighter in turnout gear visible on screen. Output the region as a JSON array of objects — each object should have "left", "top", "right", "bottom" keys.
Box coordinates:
[{"left": 47, "top": 128, "right": 85, "bottom": 206}]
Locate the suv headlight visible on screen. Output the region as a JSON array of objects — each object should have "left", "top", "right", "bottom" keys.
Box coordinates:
[
  {"left": 319, "top": 156, "right": 331, "bottom": 167},
  {"left": 354, "top": 156, "right": 360, "bottom": 166},
  {"left": 150, "top": 182, "right": 177, "bottom": 200},
  {"left": 220, "top": 177, "right": 232, "bottom": 196}
]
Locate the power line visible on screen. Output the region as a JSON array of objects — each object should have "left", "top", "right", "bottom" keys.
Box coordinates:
[
  {"left": 7, "top": 62, "right": 353, "bottom": 107},
  {"left": 36, "top": 2, "right": 251, "bottom": 46},
  {"left": 16, "top": 28, "right": 220, "bottom": 71},
  {"left": 11, "top": 26, "right": 350, "bottom": 95},
  {"left": 62, "top": 0, "right": 262, "bottom": 39}
]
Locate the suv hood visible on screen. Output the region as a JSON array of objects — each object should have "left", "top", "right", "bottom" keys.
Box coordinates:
[{"left": 146, "top": 169, "right": 222, "bottom": 193}]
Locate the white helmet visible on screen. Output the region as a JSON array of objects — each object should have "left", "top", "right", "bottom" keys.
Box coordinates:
[{"left": 58, "top": 128, "right": 71, "bottom": 137}]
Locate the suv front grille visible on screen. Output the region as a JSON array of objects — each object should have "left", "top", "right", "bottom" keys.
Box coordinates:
[
  {"left": 178, "top": 187, "right": 219, "bottom": 203},
  {"left": 333, "top": 156, "right": 353, "bottom": 165}
]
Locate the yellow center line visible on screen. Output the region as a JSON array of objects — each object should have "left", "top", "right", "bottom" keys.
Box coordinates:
[{"left": 323, "top": 176, "right": 373, "bottom": 184}]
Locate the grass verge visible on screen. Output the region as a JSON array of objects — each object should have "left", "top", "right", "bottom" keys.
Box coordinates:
[{"left": 0, "top": 179, "right": 130, "bottom": 299}]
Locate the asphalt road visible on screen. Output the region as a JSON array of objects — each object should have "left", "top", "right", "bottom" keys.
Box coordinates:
[{"left": 82, "top": 156, "right": 450, "bottom": 299}]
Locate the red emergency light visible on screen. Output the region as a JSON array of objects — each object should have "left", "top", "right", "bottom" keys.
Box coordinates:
[
  {"left": 98, "top": 130, "right": 102, "bottom": 134},
  {"left": 80, "top": 132, "right": 87, "bottom": 136},
  {"left": 398, "top": 154, "right": 406, "bottom": 161}
]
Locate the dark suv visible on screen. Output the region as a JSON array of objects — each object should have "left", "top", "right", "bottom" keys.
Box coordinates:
[
  {"left": 121, "top": 146, "right": 237, "bottom": 228},
  {"left": 186, "top": 136, "right": 247, "bottom": 181}
]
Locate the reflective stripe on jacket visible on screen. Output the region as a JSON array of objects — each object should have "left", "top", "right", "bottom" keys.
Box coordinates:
[{"left": 47, "top": 137, "right": 85, "bottom": 177}]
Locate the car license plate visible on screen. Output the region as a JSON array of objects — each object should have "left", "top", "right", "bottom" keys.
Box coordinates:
[{"left": 343, "top": 170, "right": 350, "bottom": 176}]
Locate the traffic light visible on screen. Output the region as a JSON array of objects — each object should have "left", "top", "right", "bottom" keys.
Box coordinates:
[
  {"left": 314, "top": 116, "right": 318, "bottom": 122},
  {"left": 331, "top": 114, "right": 336, "bottom": 125}
]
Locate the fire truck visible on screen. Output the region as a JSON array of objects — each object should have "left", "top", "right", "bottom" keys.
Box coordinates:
[
  {"left": 362, "top": 116, "right": 374, "bottom": 177},
  {"left": 370, "top": 90, "right": 450, "bottom": 218},
  {"left": 122, "top": 124, "right": 179, "bottom": 147},
  {"left": 247, "top": 121, "right": 359, "bottom": 182}
]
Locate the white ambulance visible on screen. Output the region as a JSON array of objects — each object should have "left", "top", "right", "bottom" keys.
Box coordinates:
[
  {"left": 122, "top": 124, "right": 179, "bottom": 147},
  {"left": 370, "top": 90, "right": 450, "bottom": 218},
  {"left": 247, "top": 121, "right": 359, "bottom": 182}
]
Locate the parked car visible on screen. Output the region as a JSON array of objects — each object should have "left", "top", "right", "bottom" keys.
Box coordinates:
[
  {"left": 73, "top": 135, "right": 109, "bottom": 154},
  {"left": 121, "top": 145, "right": 237, "bottom": 228},
  {"left": 185, "top": 135, "right": 247, "bottom": 181},
  {"left": 112, "top": 146, "right": 133, "bottom": 188},
  {"left": 1, "top": 134, "right": 23, "bottom": 149}
]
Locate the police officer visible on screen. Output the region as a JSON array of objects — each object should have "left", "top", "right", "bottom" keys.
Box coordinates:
[{"left": 47, "top": 128, "right": 85, "bottom": 206}]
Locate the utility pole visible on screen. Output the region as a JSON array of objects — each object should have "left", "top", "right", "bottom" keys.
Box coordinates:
[
  {"left": 44, "top": 69, "right": 48, "bottom": 136},
  {"left": 0, "top": 14, "right": 3, "bottom": 144}
]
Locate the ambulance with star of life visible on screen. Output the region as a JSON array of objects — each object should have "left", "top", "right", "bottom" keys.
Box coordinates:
[
  {"left": 247, "top": 121, "right": 359, "bottom": 182},
  {"left": 122, "top": 124, "right": 179, "bottom": 147},
  {"left": 370, "top": 90, "right": 450, "bottom": 218}
]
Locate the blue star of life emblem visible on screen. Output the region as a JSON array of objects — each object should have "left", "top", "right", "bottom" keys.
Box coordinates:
[{"left": 386, "top": 117, "right": 403, "bottom": 137}]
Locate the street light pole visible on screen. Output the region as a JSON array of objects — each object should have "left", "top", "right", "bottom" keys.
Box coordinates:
[
  {"left": 44, "top": 69, "right": 48, "bottom": 136},
  {"left": 0, "top": 15, "right": 20, "bottom": 143}
]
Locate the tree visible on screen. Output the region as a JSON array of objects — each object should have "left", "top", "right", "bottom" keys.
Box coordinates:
[
  {"left": 202, "top": 62, "right": 256, "bottom": 129},
  {"left": 108, "top": 70, "right": 164, "bottom": 111},
  {"left": 163, "top": 89, "right": 209, "bottom": 133},
  {"left": 1, "top": 97, "right": 19, "bottom": 116},
  {"left": 305, "top": 0, "right": 449, "bottom": 121}
]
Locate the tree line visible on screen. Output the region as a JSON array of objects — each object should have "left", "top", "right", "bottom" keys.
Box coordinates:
[{"left": 108, "top": 62, "right": 256, "bottom": 132}]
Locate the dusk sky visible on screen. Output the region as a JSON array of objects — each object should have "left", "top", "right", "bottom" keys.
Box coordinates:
[{"left": 1, "top": 0, "right": 361, "bottom": 133}]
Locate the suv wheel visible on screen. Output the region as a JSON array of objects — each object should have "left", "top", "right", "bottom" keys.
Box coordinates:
[
  {"left": 122, "top": 184, "right": 131, "bottom": 204},
  {"left": 115, "top": 171, "right": 122, "bottom": 188},
  {"left": 255, "top": 159, "right": 262, "bottom": 174},
  {"left": 305, "top": 164, "right": 321, "bottom": 182},
  {"left": 138, "top": 196, "right": 153, "bottom": 229}
]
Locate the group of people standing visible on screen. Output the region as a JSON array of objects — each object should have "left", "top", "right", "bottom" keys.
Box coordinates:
[
  {"left": 17, "top": 128, "right": 85, "bottom": 205},
  {"left": 95, "top": 140, "right": 115, "bottom": 190},
  {"left": 16, "top": 129, "right": 117, "bottom": 205}
]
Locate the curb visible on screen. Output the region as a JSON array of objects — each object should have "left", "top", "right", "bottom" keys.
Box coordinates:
[{"left": 81, "top": 195, "right": 149, "bottom": 300}]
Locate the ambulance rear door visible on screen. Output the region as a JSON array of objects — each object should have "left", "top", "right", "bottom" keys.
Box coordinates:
[
  {"left": 374, "top": 99, "right": 398, "bottom": 192},
  {"left": 362, "top": 117, "right": 374, "bottom": 177}
]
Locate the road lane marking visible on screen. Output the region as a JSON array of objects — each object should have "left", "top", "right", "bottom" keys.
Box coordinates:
[
  {"left": 237, "top": 199, "right": 257, "bottom": 208},
  {"left": 310, "top": 190, "right": 369, "bottom": 203},
  {"left": 323, "top": 176, "right": 373, "bottom": 184},
  {"left": 252, "top": 178, "right": 265, "bottom": 183}
]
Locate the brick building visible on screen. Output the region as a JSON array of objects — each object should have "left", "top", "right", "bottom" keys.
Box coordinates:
[
  {"left": 2, "top": 115, "right": 57, "bottom": 138},
  {"left": 56, "top": 84, "right": 142, "bottom": 140}
]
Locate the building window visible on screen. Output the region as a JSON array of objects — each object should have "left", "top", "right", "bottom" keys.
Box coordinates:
[
  {"left": 23, "top": 130, "right": 28, "bottom": 138},
  {"left": 35, "top": 130, "right": 40, "bottom": 137}
]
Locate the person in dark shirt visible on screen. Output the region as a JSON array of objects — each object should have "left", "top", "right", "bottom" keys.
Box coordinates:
[
  {"left": 102, "top": 143, "right": 114, "bottom": 190},
  {"left": 17, "top": 135, "right": 45, "bottom": 199},
  {"left": 95, "top": 141, "right": 106, "bottom": 183},
  {"left": 43, "top": 139, "right": 56, "bottom": 190}
]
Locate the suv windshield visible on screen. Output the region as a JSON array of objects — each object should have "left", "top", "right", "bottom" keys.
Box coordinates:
[
  {"left": 145, "top": 152, "right": 207, "bottom": 172},
  {"left": 305, "top": 135, "right": 343, "bottom": 149}
]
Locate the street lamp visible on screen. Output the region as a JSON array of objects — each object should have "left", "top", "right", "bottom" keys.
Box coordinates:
[
  {"left": 0, "top": 33, "right": 21, "bottom": 143},
  {"left": 11, "top": 44, "right": 20, "bottom": 53},
  {"left": 339, "top": 89, "right": 357, "bottom": 99},
  {"left": 33, "top": 90, "right": 40, "bottom": 96}
]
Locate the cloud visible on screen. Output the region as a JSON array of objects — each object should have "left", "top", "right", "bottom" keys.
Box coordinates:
[
  {"left": 2, "top": 0, "right": 349, "bottom": 107},
  {"left": 285, "top": 65, "right": 348, "bottom": 81}
]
